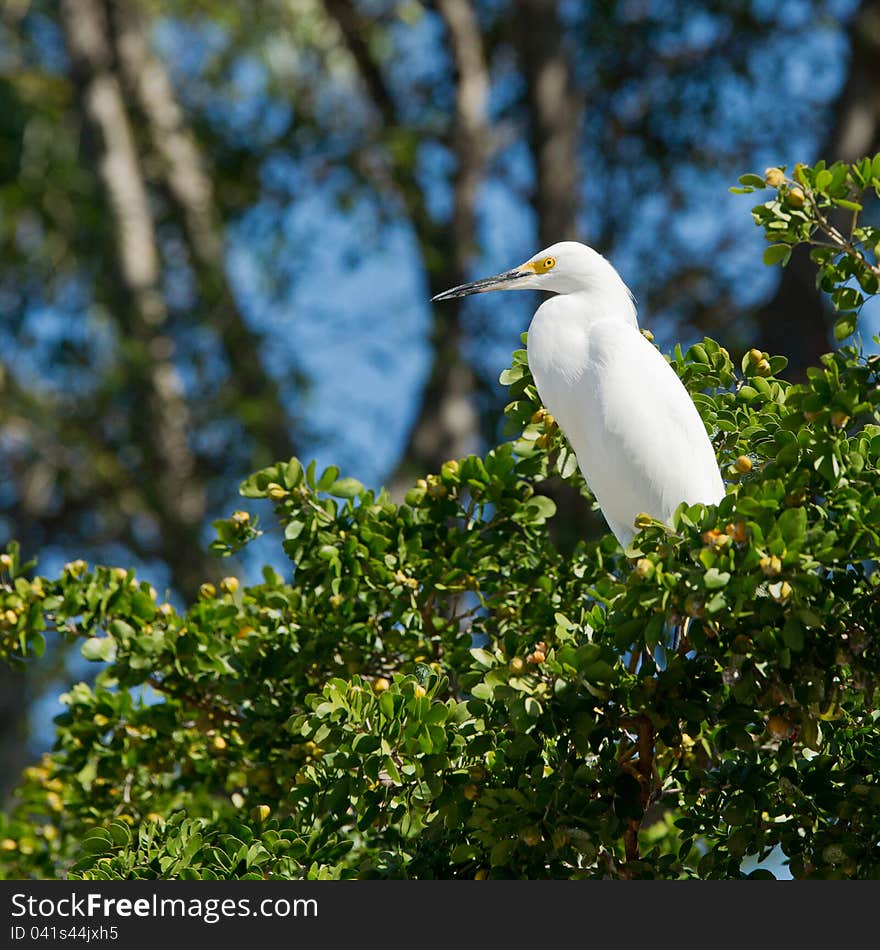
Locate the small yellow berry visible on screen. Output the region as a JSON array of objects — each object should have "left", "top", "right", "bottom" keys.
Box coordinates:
[
  {"left": 230, "top": 510, "right": 250, "bottom": 526},
  {"left": 0, "top": 554, "right": 12, "bottom": 571},
  {"left": 767, "top": 715, "right": 794, "bottom": 739},
  {"left": 508, "top": 657, "right": 526, "bottom": 675},
  {"left": 212, "top": 735, "right": 227, "bottom": 751},
  {"left": 198, "top": 583, "right": 216, "bottom": 600},
  {"left": 634, "top": 558, "right": 654, "bottom": 579},
  {"left": 787, "top": 186, "right": 805, "bottom": 208},
  {"left": 771, "top": 580, "right": 793, "bottom": 603},
  {"left": 251, "top": 804, "right": 271, "bottom": 822},
  {"left": 702, "top": 528, "right": 729, "bottom": 549},
  {"left": 734, "top": 455, "right": 752, "bottom": 474},
  {"left": 64, "top": 559, "right": 87, "bottom": 578},
  {"left": 373, "top": 677, "right": 391, "bottom": 693},
  {"left": 520, "top": 826, "right": 542, "bottom": 847},
  {"left": 759, "top": 555, "right": 782, "bottom": 578},
  {"left": 413, "top": 684, "right": 426, "bottom": 698},
  {"left": 764, "top": 167, "right": 785, "bottom": 187},
  {"left": 220, "top": 576, "right": 240, "bottom": 594},
  {"left": 726, "top": 521, "right": 748, "bottom": 544}
]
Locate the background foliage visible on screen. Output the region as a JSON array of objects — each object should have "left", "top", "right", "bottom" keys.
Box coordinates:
[
  {"left": 3, "top": 0, "right": 880, "bottom": 791},
  {"left": 1, "top": 155, "right": 879, "bottom": 879}
]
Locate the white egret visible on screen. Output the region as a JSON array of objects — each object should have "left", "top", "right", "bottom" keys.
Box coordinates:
[{"left": 433, "top": 241, "right": 725, "bottom": 547}]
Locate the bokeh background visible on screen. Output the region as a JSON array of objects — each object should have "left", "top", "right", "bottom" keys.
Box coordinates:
[{"left": 1, "top": 0, "right": 879, "bottom": 794}]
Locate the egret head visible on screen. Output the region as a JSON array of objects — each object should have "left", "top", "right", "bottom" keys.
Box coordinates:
[{"left": 432, "top": 242, "right": 628, "bottom": 301}]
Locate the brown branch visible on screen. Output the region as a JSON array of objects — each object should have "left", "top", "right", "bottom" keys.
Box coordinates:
[{"left": 622, "top": 713, "right": 655, "bottom": 868}]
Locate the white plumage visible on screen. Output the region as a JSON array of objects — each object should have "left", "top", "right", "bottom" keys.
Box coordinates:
[{"left": 433, "top": 241, "right": 725, "bottom": 547}]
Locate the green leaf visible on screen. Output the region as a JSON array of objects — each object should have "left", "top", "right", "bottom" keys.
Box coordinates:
[
  {"left": 738, "top": 174, "right": 766, "bottom": 188},
  {"left": 777, "top": 507, "right": 806, "bottom": 543},
  {"left": 327, "top": 478, "right": 364, "bottom": 499},
  {"left": 80, "top": 830, "right": 115, "bottom": 855},
  {"left": 514, "top": 494, "right": 557, "bottom": 524},
  {"left": 762, "top": 244, "right": 791, "bottom": 266},
  {"left": 317, "top": 466, "right": 341, "bottom": 491},
  {"left": 284, "top": 458, "right": 304, "bottom": 487},
  {"left": 834, "top": 313, "right": 858, "bottom": 341},
  {"left": 81, "top": 637, "right": 116, "bottom": 662},
  {"left": 782, "top": 617, "right": 804, "bottom": 651},
  {"left": 703, "top": 568, "right": 731, "bottom": 590},
  {"left": 499, "top": 365, "right": 525, "bottom": 386},
  {"left": 814, "top": 169, "right": 832, "bottom": 191}
]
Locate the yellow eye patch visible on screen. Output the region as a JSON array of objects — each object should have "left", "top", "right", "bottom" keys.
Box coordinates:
[{"left": 522, "top": 256, "right": 556, "bottom": 275}]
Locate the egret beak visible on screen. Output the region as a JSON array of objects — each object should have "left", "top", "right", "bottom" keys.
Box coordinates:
[{"left": 431, "top": 268, "right": 530, "bottom": 301}]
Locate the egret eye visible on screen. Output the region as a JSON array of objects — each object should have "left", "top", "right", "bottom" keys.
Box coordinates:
[{"left": 533, "top": 256, "right": 556, "bottom": 274}]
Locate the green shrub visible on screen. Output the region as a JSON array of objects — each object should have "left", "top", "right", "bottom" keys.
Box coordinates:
[{"left": 1, "top": 158, "right": 879, "bottom": 879}]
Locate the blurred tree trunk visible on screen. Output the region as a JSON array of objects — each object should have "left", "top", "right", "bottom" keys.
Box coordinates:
[
  {"left": 400, "top": 0, "right": 491, "bottom": 482},
  {"left": 108, "top": 0, "right": 295, "bottom": 468},
  {"left": 513, "top": 0, "right": 581, "bottom": 245},
  {"left": 0, "top": 671, "right": 27, "bottom": 798},
  {"left": 754, "top": 0, "right": 880, "bottom": 375},
  {"left": 59, "top": 0, "right": 211, "bottom": 597},
  {"left": 324, "top": 0, "right": 491, "bottom": 487}
]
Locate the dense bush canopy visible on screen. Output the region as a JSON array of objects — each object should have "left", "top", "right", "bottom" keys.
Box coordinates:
[{"left": 1, "top": 159, "right": 879, "bottom": 879}]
